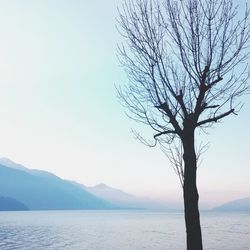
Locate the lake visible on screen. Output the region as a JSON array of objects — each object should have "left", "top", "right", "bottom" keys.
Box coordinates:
[{"left": 0, "top": 210, "right": 249, "bottom": 250}]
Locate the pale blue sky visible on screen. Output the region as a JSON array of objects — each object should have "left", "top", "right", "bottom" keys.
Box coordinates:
[{"left": 0, "top": 0, "right": 249, "bottom": 208}]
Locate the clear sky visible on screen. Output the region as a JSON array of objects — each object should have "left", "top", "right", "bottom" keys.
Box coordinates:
[{"left": 0, "top": 0, "right": 249, "bottom": 208}]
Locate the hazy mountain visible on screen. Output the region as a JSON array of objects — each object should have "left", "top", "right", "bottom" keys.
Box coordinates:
[
  {"left": 213, "top": 197, "right": 250, "bottom": 212},
  {"left": 86, "top": 183, "right": 169, "bottom": 209},
  {"left": 0, "top": 158, "right": 61, "bottom": 180},
  {"left": 0, "top": 157, "right": 28, "bottom": 171},
  {"left": 0, "top": 161, "right": 114, "bottom": 210},
  {"left": 0, "top": 158, "right": 172, "bottom": 210},
  {"left": 0, "top": 196, "right": 29, "bottom": 211},
  {"left": 87, "top": 183, "right": 142, "bottom": 208}
]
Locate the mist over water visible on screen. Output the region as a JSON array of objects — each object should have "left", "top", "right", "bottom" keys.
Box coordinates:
[{"left": 0, "top": 210, "right": 249, "bottom": 250}]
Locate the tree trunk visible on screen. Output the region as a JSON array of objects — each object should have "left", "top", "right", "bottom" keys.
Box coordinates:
[{"left": 182, "top": 127, "right": 203, "bottom": 250}]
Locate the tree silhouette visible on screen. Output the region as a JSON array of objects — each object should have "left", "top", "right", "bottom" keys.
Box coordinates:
[{"left": 117, "top": 0, "right": 250, "bottom": 249}]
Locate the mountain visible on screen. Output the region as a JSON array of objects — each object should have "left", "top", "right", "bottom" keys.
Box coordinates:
[
  {"left": 86, "top": 183, "right": 169, "bottom": 209},
  {"left": 213, "top": 197, "right": 250, "bottom": 212},
  {"left": 0, "top": 158, "right": 170, "bottom": 210},
  {"left": 0, "top": 157, "right": 61, "bottom": 180},
  {"left": 0, "top": 157, "right": 28, "bottom": 171},
  {"left": 0, "top": 196, "right": 29, "bottom": 211},
  {"left": 0, "top": 159, "right": 114, "bottom": 210},
  {"left": 86, "top": 183, "right": 146, "bottom": 208}
]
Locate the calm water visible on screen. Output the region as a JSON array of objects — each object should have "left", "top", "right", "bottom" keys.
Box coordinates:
[{"left": 0, "top": 210, "right": 249, "bottom": 250}]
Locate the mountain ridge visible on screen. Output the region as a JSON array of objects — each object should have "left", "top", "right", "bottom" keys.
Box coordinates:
[
  {"left": 0, "top": 159, "right": 114, "bottom": 210},
  {"left": 0, "top": 157, "right": 249, "bottom": 212},
  {"left": 212, "top": 197, "right": 250, "bottom": 212},
  {"left": 0, "top": 196, "right": 29, "bottom": 211}
]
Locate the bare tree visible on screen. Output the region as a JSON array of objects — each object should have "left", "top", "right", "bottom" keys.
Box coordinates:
[{"left": 117, "top": 0, "right": 250, "bottom": 249}]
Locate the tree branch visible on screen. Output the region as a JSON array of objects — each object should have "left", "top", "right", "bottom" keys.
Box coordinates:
[
  {"left": 194, "top": 66, "right": 210, "bottom": 117},
  {"left": 207, "top": 76, "right": 223, "bottom": 88},
  {"left": 196, "top": 109, "right": 235, "bottom": 127},
  {"left": 176, "top": 90, "right": 188, "bottom": 117},
  {"left": 156, "top": 102, "right": 183, "bottom": 135},
  {"left": 203, "top": 104, "right": 220, "bottom": 110},
  {"left": 154, "top": 130, "right": 178, "bottom": 139}
]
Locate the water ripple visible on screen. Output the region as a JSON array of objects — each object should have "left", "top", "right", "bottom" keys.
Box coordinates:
[{"left": 0, "top": 211, "right": 249, "bottom": 250}]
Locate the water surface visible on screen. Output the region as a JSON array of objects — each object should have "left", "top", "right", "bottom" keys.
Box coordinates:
[{"left": 0, "top": 210, "right": 249, "bottom": 249}]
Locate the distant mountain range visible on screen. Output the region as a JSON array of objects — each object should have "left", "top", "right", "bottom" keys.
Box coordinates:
[
  {"left": 0, "top": 196, "right": 29, "bottom": 211},
  {"left": 212, "top": 197, "right": 250, "bottom": 212},
  {"left": 0, "top": 158, "right": 114, "bottom": 210},
  {"left": 87, "top": 183, "right": 148, "bottom": 209},
  {"left": 0, "top": 157, "right": 249, "bottom": 212},
  {"left": 85, "top": 183, "right": 169, "bottom": 209},
  {"left": 0, "top": 157, "right": 168, "bottom": 211}
]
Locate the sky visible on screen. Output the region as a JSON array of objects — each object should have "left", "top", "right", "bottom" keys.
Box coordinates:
[{"left": 0, "top": 0, "right": 249, "bottom": 208}]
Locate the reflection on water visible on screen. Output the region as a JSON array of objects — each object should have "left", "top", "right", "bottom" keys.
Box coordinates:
[{"left": 0, "top": 210, "right": 249, "bottom": 250}]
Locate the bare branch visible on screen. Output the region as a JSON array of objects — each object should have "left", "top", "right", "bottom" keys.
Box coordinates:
[
  {"left": 197, "top": 108, "right": 235, "bottom": 126},
  {"left": 153, "top": 130, "right": 178, "bottom": 139},
  {"left": 117, "top": 0, "right": 250, "bottom": 186}
]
